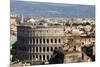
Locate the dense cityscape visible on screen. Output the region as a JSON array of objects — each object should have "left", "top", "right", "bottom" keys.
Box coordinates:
[
  {"left": 10, "top": 14, "right": 95, "bottom": 66},
  {"left": 10, "top": 0, "right": 95, "bottom": 67}
]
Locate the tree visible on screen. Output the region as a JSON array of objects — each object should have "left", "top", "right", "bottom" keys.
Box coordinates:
[
  {"left": 65, "top": 22, "right": 70, "bottom": 26},
  {"left": 49, "top": 47, "right": 64, "bottom": 64}
]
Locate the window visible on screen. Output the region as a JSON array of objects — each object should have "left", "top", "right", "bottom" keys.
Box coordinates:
[
  {"left": 33, "top": 38, "right": 35, "bottom": 44},
  {"left": 51, "top": 47, "right": 53, "bottom": 51},
  {"left": 51, "top": 39, "right": 53, "bottom": 43},
  {"left": 29, "top": 55, "right": 32, "bottom": 59},
  {"left": 33, "top": 47, "right": 34, "bottom": 52},
  {"left": 29, "top": 47, "right": 31, "bottom": 52},
  {"left": 36, "top": 39, "right": 38, "bottom": 44},
  {"left": 59, "top": 47, "right": 61, "bottom": 48},
  {"left": 25, "top": 47, "right": 26, "bottom": 52},
  {"left": 55, "top": 47, "right": 57, "bottom": 49},
  {"left": 73, "top": 46, "right": 76, "bottom": 51},
  {"left": 82, "top": 42, "right": 84, "bottom": 45},
  {"left": 43, "top": 47, "right": 45, "bottom": 52},
  {"left": 27, "top": 47, "right": 29, "bottom": 52},
  {"left": 36, "top": 55, "right": 38, "bottom": 58},
  {"left": 36, "top": 47, "right": 38, "bottom": 52},
  {"left": 40, "top": 55, "right": 41, "bottom": 60},
  {"left": 40, "top": 39, "right": 41, "bottom": 44},
  {"left": 43, "top": 55, "right": 45, "bottom": 60},
  {"left": 43, "top": 39, "right": 45, "bottom": 43},
  {"left": 29, "top": 39, "right": 30, "bottom": 44},
  {"left": 55, "top": 39, "right": 57, "bottom": 43},
  {"left": 40, "top": 47, "right": 41, "bottom": 52},
  {"left": 33, "top": 55, "right": 34, "bottom": 59},
  {"left": 30, "top": 38, "right": 32, "bottom": 43},
  {"left": 47, "top": 47, "right": 49, "bottom": 52},
  {"left": 47, "top": 55, "right": 49, "bottom": 60},
  {"left": 47, "top": 39, "right": 49, "bottom": 43},
  {"left": 82, "top": 53, "right": 84, "bottom": 60},
  {"left": 59, "top": 39, "right": 61, "bottom": 43}
]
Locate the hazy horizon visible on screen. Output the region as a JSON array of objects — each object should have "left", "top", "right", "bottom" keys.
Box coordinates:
[{"left": 10, "top": 0, "right": 95, "bottom": 18}]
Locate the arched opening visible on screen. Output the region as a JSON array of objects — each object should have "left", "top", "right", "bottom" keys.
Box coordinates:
[
  {"left": 55, "top": 39, "right": 57, "bottom": 43},
  {"left": 59, "top": 39, "right": 61, "bottom": 43},
  {"left": 51, "top": 47, "right": 53, "bottom": 51},
  {"left": 47, "top": 55, "right": 49, "bottom": 60},
  {"left": 30, "top": 38, "right": 32, "bottom": 43},
  {"left": 43, "top": 39, "right": 45, "bottom": 43},
  {"left": 33, "top": 55, "right": 34, "bottom": 59},
  {"left": 51, "top": 39, "right": 53, "bottom": 43},
  {"left": 40, "top": 39, "right": 41, "bottom": 44},
  {"left": 43, "top": 47, "right": 45, "bottom": 52},
  {"left": 33, "top": 38, "right": 35, "bottom": 44},
  {"left": 40, "top": 55, "right": 41, "bottom": 60},
  {"left": 47, "top": 47, "right": 49, "bottom": 52},
  {"left": 40, "top": 47, "right": 41, "bottom": 52},
  {"left": 55, "top": 47, "right": 57, "bottom": 49},
  {"left": 33, "top": 47, "right": 34, "bottom": 52},
  {"left": 43, "top": 55, "right": 45, "bottom": 60},
  {"left": 36, "top": 38, "right": 38, "bottom": 44},
  {"left": 47, "top": 39, "right": 49, "bottom": 43},
  {"left": 36, "top": 47, "right": 38, "bottom": 52},
  {"left": 36, "top": 55, "right": 38, "bottom": 59}
]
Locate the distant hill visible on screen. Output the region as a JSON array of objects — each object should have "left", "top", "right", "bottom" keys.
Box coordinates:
[{"left": 10, "top": 0, "right": 95, "bottom": 18}]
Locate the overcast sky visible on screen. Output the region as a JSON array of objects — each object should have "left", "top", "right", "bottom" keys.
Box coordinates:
[{"left": 17, "top": 0, "right": 95, "bottom": 5}]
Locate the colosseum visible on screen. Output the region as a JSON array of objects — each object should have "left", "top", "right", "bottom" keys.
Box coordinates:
[
  {"left": 13, "top": 19, "right": 64, "bottom": 63},
  {"left": 11, "top": 17, "right": 95, "bottom": 65}
]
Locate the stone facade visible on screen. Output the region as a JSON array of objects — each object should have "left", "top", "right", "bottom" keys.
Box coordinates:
[{"left": 16, "top": 25, "right": 64, "bottom": 62}]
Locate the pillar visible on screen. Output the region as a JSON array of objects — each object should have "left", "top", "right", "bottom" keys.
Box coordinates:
[
  {"left": 35, "top": 38, "right": 36, "bottom": 44},
  {"left": 34, "top": 47, "right": 36, "bottom": 53},
  {"left": 42, "top": 38, "right": 43, "bottom": 44},
  {"left": 28, "top": 47, "right": 30, "bottom": 53},
  {"left": 30, "top": 47, "right": 31, "bottom": 53},
  {"left": 41, "top": 55, "right": 43, "bottom": 61},
  {"left": 57, "top": 38, "right": 58, "bottom": 44},
  {"left": 34, "top": 55, "right": 36, "bottom": 60},
  {"left": 49, "top": 47, "right": 50, "bottom": 52},
  {"left": 38, "top": 46, "right": 39, "bottom": 53},
  {"left": 53, "top": 38, "right": 55, "bottom": 44},
  {"left": 49, "top": 55, "right": 51, "bottom": 59},
  {"left": 53, "top": 47, "right": 55, "bottom": 51},
  {"left": 45, "top": 47, "right": 47, "bottom": 52},
  {"left": 45, "top": 38, "right": 47, "bottom": 44},
  {"left": 28, "top": 55, "right": 30, "bottom": 60},
  {"left": 38, "top": 55, "right": 39, "bottom": 60},
  {"left": 31, "top": 54, "right": 33, "bottom": 60},
  {"left": 61, "top": 39, "right": 63, "bottom": 44},
  {"left": 45, "top": 54, "right": 47, "bottom": 61},
  {"left": 31, "top": 47, "right": 33, "bottom": 53},
  {"left": 41, "top": 47, "right": 43, "bottom": 53},
  {"left": 29, "top": 38, "right": 30, "bottom": 44}
]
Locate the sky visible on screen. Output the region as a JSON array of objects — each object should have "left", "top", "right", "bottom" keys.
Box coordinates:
[{"left": 17, "top": 0, "right": 95, "bottom": 5}]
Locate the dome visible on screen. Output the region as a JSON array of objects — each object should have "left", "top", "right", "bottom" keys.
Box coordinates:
[{"left": 27, "top": 18, "right": 36, "bottom": 23}]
